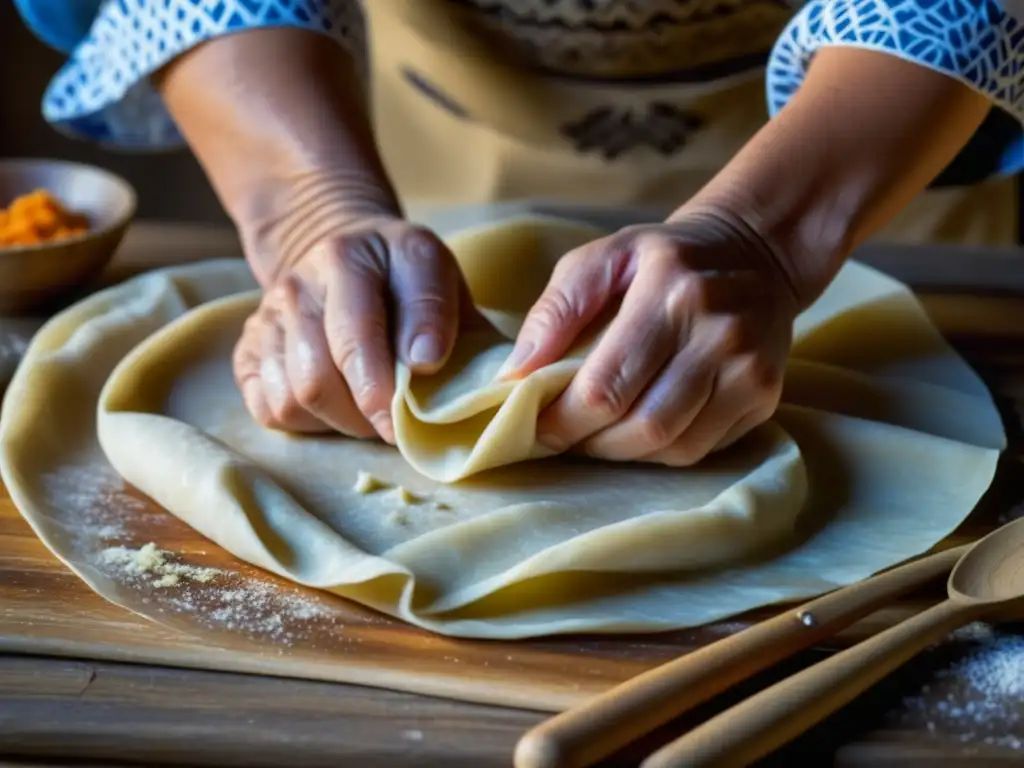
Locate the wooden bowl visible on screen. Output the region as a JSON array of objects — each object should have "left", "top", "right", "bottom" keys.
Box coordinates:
[{"left": 0, "top": 159, "right": 136, "bottom": 313}]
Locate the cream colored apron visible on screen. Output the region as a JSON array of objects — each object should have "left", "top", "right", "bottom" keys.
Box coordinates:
[{"left": 366, "top": 0, "right": 1017, "bottom": 246}]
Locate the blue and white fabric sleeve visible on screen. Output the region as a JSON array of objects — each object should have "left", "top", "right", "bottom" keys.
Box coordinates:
[
  {"left": 12, "top": 0, "right": 364, "bottom": 150},
  {"left": 767, "top": 0, "right": 1024, "bottom": 180}
]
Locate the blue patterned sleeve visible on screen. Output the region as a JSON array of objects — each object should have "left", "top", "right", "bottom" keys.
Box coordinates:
[
  {"left": 16, "top": 0, "right": 364, "bottom": 150},
  {"left": 767, "top": 0, "right": 1024, "bottom": 179}
]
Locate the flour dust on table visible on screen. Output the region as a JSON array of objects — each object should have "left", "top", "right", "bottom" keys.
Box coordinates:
[
  {"left": 893, "top": 623, "right": 1024, "bottom": 751},
  {"left": 0, "top": 216, "right": 1005, "bottom": 640}
]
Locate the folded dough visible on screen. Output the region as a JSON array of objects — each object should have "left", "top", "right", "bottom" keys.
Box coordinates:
[{"left": 1, "top": 216, "right": 1005, "bottom": 639}]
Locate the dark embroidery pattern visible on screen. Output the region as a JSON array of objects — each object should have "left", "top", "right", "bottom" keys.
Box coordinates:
[{"left": 561, "top": 102, "right": 703, "bottom": 159}]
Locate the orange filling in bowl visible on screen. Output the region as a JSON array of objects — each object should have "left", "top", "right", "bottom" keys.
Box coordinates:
[{"left": 0, "top": 189, "right": 90, "bottom": 247}]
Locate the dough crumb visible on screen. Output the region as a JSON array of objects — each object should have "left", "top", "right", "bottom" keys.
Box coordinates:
[
  {"left": 392, "top": 486, "right": 421, "bottom": 505},
  {"left": 153, "top": 573, "right": 181, "bottom": 588},
  {"left": 100, "top": 542, "right": 222, "bottom": 588},
  {"left": 433, "top": 501, "right": 452, "bottom": 512},
  {"left": 353, "top": 471, "right": 387, "bottom": 494}
]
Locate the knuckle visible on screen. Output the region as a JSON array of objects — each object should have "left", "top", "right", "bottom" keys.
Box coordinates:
[
  {"left": 400, "top": 225, "right": 444, "bottom": 262},
  {"left": 551, "top": 238, "right": 606, "bottom": 279},
  {"left": 329, "top": 341, "right": 390, "bottom": 415},
  {"left": 329, "top": 233, "right": 385, "bottom": 272},
  {"left": 243, "top": 308, "right": 272, "bottom": 338},
  {"left": 635, "top": 414, "right": 674, "bottom": 449},
  {"left": 529, "top": 289, "right": 587, "bottom": 332},
  {"left": 328, "top": 337, "right": 361, "bottom": 378},
  {"left": 232, "top": 338, "right": 254, "bottom": 370},
  {"left": 576, "top": 371, "right": 630, "bottom": 419},
  {"left": 715, "top": 315, "right": 748, "bottom": 353},
  {"left": 268, "top": 275, "right": 302, "bottom": 308},
  {"left": 269, "top": 399, "right": 305, "bottom": 428},
  {"left": 665, "top": 273, "right": 706, "bottom": 316},
  {"left": 326, "top": 313, "right": 387, "bottom": 354},
  {"left": 636, "top": 233, "right": 678, "bottom": 263},
  {"left": 352, "top": 378, "right": 389, "bottom": 415},
  {"left": 741, "top": 354, "right": 784, "bottom": 393},
  {"left": 401, "top": 293, "right": 448, "bottom": 320},
  {"left": 292, "top": 377, "right": 329, "bottom": 411}
]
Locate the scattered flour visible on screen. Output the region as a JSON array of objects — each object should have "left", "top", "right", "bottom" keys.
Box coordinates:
[
  {"left": 40, "top": 464, "right": 150, "bottom": 544},
  {"left": 100, "top": 542, "right": 221, "bottom": 588},
  {"left": 96, "top": 542, "right": 341, "bottom": 644},
  {"left": 40, "top": 463, "right": 343, "bottom": 646},
  {"left": 893, "top": 625, "right": 1024, "bottom": 749},
  {"left": 166, "top": 577, "right": 340, "bottom": 645}
]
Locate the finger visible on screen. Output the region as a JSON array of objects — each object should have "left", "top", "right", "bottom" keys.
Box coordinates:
[
  {"left": 257, "top": 302, "right": 327, "bottom": 433},
  {"left": 233, "top": 330, "right": 275, "bottom": 428},
  {"left": 390, "top": 227, "right": 460, "bottom": 374},
  {"left": 534, "top": 255, "right": 690, "bottom": 452},
  {"left": 647, "top": 356, "right": 780, "bottom": 466},
  {"left": 278, "top": 278, "right": 376, "bottom": 439},
  {"left": 581, "top": 344, "right": 716, "bottom": 462},
  {"left": 322, "top": 242, "right": 396, "bottom": 443},
  {"left": 233, "top": 313, "right": 269, "bottom": 418},
  {"left": 501, "top": 235, "right": 628, "bottom": 379}
]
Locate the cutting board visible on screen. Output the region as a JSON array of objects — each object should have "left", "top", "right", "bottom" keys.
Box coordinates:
[{"left": 3, "top": 224, "right": 1024, "bottom": 714}]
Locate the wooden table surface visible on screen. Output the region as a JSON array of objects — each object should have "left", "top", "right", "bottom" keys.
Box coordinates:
[{"left": 5, "top": 221, "right": 1024, "bottom": 767}]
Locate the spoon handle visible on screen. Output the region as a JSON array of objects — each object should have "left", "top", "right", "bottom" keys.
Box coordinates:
[
  {"left": 640, "top": 597, "right": 983, "bottom": 768},
  {"left": 514, "top": 545, "right": 967, "bottom": 768}
]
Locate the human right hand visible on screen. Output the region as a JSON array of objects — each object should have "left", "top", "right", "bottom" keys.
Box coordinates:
[{"left": 232, "top": 216, "right": 476, "bottom": 444}]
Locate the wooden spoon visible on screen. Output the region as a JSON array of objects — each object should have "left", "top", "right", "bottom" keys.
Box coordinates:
[
  {"left": 640, "top": 516, "right": 1024, "bottom": 768},
  {"left": 514, "top": 543, "right": 967, "bottom": 768}
]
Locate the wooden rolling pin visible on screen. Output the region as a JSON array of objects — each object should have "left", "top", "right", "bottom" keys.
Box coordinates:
[{"left": 514, "top": 544, "right": 968, "bottom": 768}]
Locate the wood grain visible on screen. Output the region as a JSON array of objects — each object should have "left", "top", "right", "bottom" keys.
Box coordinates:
[
  {"left": 5, "top": 225, "right": 1024, "bottom": 766},
  {"left": 0, "top": 655, "right": 542, "bottom": 768}
]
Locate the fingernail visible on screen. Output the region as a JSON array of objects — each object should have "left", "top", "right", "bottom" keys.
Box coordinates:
[
  {"left": 498, "top": 342, "right": 535, "bottom": 379},
  {"left": 408, "top": 333, "right": 445, "bottom": 366}
]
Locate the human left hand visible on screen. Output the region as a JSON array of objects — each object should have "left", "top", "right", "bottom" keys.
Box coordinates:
[{"left": 500, "top": 208, "right": 803, "bottom": 466}]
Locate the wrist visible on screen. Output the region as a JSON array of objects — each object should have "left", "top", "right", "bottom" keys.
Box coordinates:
[
  {"left": 679, "top": 47, "right": 990, "bottom": 308},
  {"left": 667, "top": 200, "right": 807, "bottom": 314},
  {"left": 235, "top": 168, "right": 402, "bottom": 286},
  {"left": 675, "top": 185, "right": 841, "bottom": 313},
  {"left": 155, "top": 27, "right": 403, "bottom": 285}
]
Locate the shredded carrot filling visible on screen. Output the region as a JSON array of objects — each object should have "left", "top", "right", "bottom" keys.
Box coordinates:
[{"left": 0, "top": 189, "right": 90, "bottom": 246}]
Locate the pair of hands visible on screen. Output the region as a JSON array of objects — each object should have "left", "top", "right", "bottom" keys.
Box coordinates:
[{"left": 233, "top": 210, "right": 800, "bottom": 466}]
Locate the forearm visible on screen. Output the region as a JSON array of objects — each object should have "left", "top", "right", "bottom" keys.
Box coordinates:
[
  {"left": 155, "top": 27, "right": 399, "bottom": 285},
  {"left": 683, "top": 47, "right": 991, "bottom": 306}
]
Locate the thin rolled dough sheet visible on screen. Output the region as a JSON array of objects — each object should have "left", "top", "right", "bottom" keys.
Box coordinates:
[{"left": 0, "top": 216, "right": 1005, "bottom": 639}]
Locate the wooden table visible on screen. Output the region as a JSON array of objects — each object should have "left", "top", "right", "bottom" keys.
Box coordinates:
[{"left": 4, "top": 221, "right": 1024, "bottom": 767}]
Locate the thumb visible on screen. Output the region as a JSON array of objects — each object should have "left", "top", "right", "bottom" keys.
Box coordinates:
[
  {"left": 499, "top": 241, "right": 621, "bottom": 380},
  {"left": 389, "top": 225, "right": 462, "bottom": 375}
]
